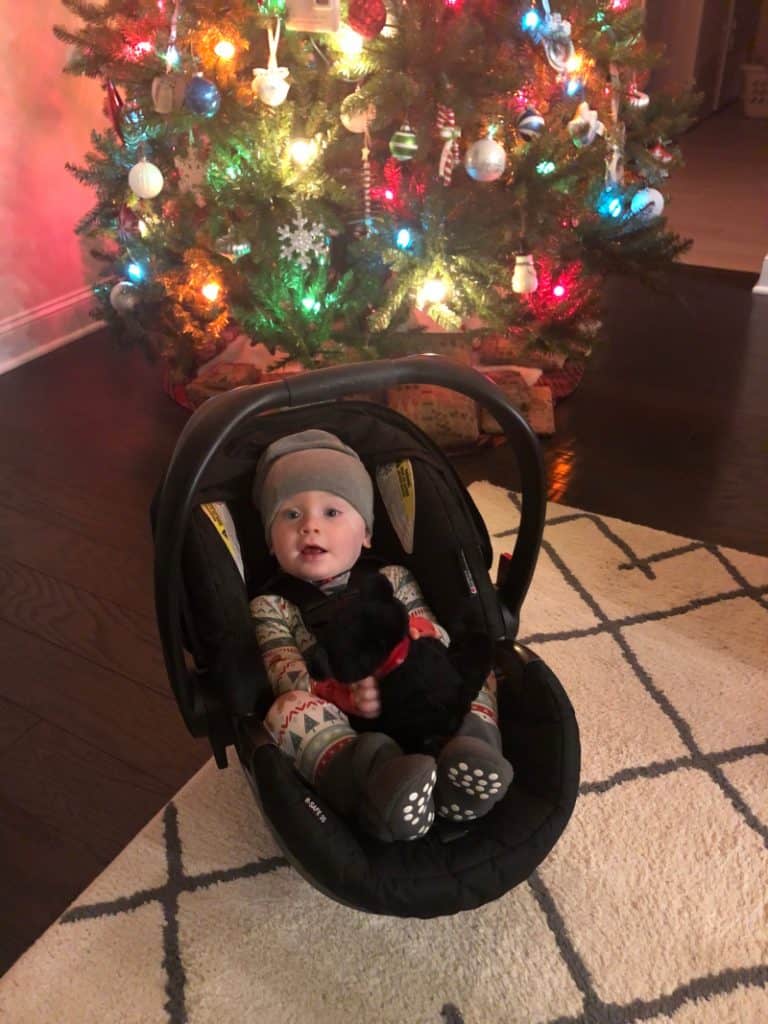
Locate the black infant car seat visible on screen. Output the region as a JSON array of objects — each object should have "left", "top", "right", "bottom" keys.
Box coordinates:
[{"left": 153, "top": 356, "right": 580, "bottom": 917}]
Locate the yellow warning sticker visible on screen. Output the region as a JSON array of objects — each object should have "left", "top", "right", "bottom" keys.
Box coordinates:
[
  {"left": 200, "top": 502, "right": 244, "bottom": 579},
  {"left": 376, "top": 460, "right": 416, "bottom": 554}
]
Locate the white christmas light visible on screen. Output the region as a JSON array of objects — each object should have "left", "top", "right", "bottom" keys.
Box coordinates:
[
  {"left": 289, "top": 137, "right": 319, "bottom": 167},
  {"left": 214, "top": 40, "right": 236, "bottom": 60},
  {"left": 417, "top": 279, "right": 448, "bottom": 307},
  {"left": 336, "top": 25, "right": 364, "bottom": 56}
]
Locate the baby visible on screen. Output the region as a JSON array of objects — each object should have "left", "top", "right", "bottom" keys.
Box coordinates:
[{"left": 250, "top": 429, "right": 513, "bottom": 842}]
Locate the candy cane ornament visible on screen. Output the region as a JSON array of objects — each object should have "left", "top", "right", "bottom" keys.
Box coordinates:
[{"left": 436, "top": 105, "right": 460, "bottom": 187}]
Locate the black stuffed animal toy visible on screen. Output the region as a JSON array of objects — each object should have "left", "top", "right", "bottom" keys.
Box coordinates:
[{"left": 307, "top": 573, "right": 493, "bottom": 755}]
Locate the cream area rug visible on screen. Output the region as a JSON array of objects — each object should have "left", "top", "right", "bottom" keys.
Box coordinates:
[{"left": 2, "top": 483, "right": 767, "bottom": 1024}]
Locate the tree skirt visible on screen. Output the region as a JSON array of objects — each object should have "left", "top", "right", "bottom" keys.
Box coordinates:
[
  {"left": 538, "top": 361, "right": 586, "bottom": 402},
  {"left": 2, "top": 484, "right": 767, "bottom": 1024}
]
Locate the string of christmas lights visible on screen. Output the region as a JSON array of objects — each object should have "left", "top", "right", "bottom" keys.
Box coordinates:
[{"left": 55, "top": 0, "right": 696, "bottom": 379}]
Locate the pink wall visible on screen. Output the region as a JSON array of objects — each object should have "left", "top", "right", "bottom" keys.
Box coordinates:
[{"left": 0, "top": 1, "right": 104, "bottom": 321}]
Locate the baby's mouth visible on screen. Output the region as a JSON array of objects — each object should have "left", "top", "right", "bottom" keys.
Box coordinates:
[{"left": 301, "top": 544, "right": 326, "bottom": 556}]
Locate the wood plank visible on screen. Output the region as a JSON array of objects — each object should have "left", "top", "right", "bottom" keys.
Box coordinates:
[
  {"left": 0, "top": 794, "right": 107, "bottom": 973},
  {"left": 0, "top": 458, "right": 152, "bottom": 559},
  {"left": 0, "top": 621, "right": 207, "bottom": 790},
  {"left": 0, "top": 333, "right": 188, "bottom": 489},
  {"left": 0, "top": 557, "right": 168, "bottom": 696},
  {"left": 0, "top": 695, "right": 38, "bottom": 756},
  {"left": 0, "top": 720, "right": 176, "bottom": 863},
  {"left": 0, "top": 503, "right": 156, "bottom": 618}
]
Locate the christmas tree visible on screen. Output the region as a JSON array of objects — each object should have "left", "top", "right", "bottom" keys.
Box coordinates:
[{"left": 56, "top": 0, "right": 696, "bottom": 390}]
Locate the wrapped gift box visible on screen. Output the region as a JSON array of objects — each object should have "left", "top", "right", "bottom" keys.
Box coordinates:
[
  {"left": 478, "top": 333, "right": 567, "bottom": 369},
  {"left": 387, "top": 383, "right": 480, "bottom": 448},
  {"left": 478, "top": 366, "right": 556, "bottom": 437},
  {"left": 185, "top": 362, "right": 264, "bottom": 407}
]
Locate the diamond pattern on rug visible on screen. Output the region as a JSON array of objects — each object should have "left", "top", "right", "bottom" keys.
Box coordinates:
[
  {"left": 540, "top": 771, "right": 768, "bottom": 1006},
  {"left": 541, "top": 633, "right": 688, "bottom": 786},
  {"left": 1, "top": 486, "right": 766, "bottom": 1024},
  {"left": 625, "top": 599, "right": 768, "bottom": 754}
]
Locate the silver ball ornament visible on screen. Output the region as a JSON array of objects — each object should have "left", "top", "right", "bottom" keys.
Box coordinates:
[
  {"left": 464, "top": 138, "right": 507, "bottom": 183},
  {"left": 340, "top": 98, "right": 376, "bottom": 134},
  {"left": 109, "top": 281, "right": 138, "bottom": 313},
  {"left": 214, "top": 229, "right": 252, "bottom": 262},
  {"left": 630, "top": 187, "right": 665, "bottom": 220}
]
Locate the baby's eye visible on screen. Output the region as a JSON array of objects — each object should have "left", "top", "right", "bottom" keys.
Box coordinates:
[
  {"left": 324, "top": 507, "right": 341, "bottom": 518},
  {"left": 283, "top": 509, "right": 300, "bottom": 520}
]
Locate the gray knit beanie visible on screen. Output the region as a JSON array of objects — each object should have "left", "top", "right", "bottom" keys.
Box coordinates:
[{"left": 253, "top": 429, "right": 374, "bottom": 541}]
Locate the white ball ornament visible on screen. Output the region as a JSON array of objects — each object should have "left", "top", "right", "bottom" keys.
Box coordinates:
[
  {"left": 109, "top": 281, "right": 138, "bottom": 313},
  {"left": 464, "top": 137, "right": 507, "bottom": 183},
  {"left": 128, "top": 158, "right": 164, "bottom": 199},
  {"left": 630, "top": 187, "right": 665, "bottom": 220}
]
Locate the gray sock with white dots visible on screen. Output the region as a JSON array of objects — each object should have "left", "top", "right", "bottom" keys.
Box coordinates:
[{"left": 435, "top": 723, "right": 513, "bottom": 823}]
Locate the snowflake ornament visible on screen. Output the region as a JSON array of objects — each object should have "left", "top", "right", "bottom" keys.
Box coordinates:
[{"left": 277, "top": 212, "right": 328, "bottom": 269}]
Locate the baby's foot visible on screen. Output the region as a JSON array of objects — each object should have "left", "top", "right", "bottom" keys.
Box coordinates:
[
  {"left": 358, "top": 753, "right": 437, "bottom": 842},
  {"left": 435, "top": 736, "right": 513, "bottom": 823}
]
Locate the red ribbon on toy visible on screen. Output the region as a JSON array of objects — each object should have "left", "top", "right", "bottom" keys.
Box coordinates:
[
  {"left": 373, "top": 634, "right": 411, "bottom": 679},
  {"left": 311, "top": 678, "right": 360, "bottom": 714}
]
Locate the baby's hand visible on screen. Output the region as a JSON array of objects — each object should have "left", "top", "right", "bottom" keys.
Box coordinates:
[
  {"left": 351, "top": 676, "right": 381, "bottom": 718},
  {"left": 408, "top": 615, "right": 440, "bottom": 641}
]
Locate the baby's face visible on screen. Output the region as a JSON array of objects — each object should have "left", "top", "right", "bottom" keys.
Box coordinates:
[{"left": 269, "top": 490, "right": 371, "bottom": 583}]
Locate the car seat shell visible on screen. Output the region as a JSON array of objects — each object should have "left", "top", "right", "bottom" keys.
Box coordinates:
[{"left": 152, "top": 356, "right": 580, "bottom": 916}]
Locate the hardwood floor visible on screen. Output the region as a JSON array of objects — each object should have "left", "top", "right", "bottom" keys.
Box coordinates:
[
  {"left": 457, "top": 264, "right": 768, "bottom": 557},
  {"left": 1, "top": 263, "right": 766, "bottom": 975}
]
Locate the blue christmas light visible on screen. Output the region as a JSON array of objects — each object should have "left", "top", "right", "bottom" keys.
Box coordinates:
[
  {"left": 522, "top": 10, "right": 541, "bottom": 31},
  {"left": 127, "top": 261, "right": 145, "bottom": 282},
  {"left": 536, "top": 160, "right": 556, "bottom": 175},
  {"left": 596, "top": 186, "right": 625, "bottom": 219},
  {"left": 566, "top": 77, "right": 583, "bottom": 97},
  {"left": 395, "top": 227, "right": 412, "bottom": 250}
]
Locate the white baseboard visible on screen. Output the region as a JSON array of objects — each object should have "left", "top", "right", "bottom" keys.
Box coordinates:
[
  {"left": 753, "top": 255, "right": 768, "bottom": 296},
  {"left": 0, "top": 286, "right": 106, "bottom": 376}
]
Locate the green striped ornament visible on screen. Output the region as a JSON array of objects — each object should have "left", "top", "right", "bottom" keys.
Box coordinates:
[{"left": 389, "top": 124, "right": 418, "bottom": 161}]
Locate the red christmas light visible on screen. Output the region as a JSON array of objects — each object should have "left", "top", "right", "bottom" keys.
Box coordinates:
[
  {"left": 523, "top": 259, "right": 586, "bottom": 321},
  {"left": 508, "top": 86, "right": 536, "bottom": 113}
]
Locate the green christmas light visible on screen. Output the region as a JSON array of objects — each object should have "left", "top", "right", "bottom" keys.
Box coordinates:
[
  {"left": 537, "top": 160, "right": 556, "bottom": 175},
  {"left": 260, "top": 0, "right": 287, "bottom": 15}
]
